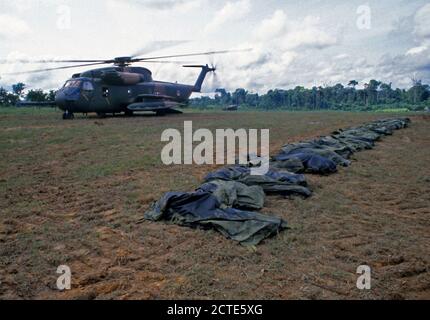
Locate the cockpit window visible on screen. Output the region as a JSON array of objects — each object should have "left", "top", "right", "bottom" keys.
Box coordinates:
[
  {"left": 82, "top": 81, "right": 94, "bottom": 91},
  {"left": 64, "top": 80, "right": 82, "bottom": 88}
]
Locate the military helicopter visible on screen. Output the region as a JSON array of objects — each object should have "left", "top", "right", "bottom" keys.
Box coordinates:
[{"left": 4, "top": 49, "right": 247, "bottom": 119}]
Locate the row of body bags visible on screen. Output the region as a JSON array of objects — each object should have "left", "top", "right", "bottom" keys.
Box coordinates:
[
  {"left": 143, "top": 117, "right": 410, "bottom": 245},
  {"left": 272, "top": 117, "right": 410, "bottom": 174}
]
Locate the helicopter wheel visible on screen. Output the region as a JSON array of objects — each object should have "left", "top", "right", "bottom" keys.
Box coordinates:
[
  {"left": 156, "top": 110, "right": 166, "bottom": 116},
  {"left": 97, "top": 112, "right": 106, "bottom": 118},
  {"left": 62, "top": 111, "right": 74, "bottom": 120},
  {"left": 124, "top": 110, "right": 134, "bottom": 117}
]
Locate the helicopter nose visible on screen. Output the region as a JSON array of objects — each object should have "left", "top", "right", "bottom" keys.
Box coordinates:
[{"left": 55, "top": 88, "right": 81, "bottom": 110}]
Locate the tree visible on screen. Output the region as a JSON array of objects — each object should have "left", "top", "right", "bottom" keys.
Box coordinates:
[
  {"left": 408, "top": 79, "right": 429, "bottom": 104},
  {"left": 379, "top": 82, "right": 393, "bottom": 104},
  {"left": 232, "top": 88, "right": 247, "bottom": 105},
  {"left": 215, "top": 88, "right": 231, "bottom": 105},
  {"left": 365, "top": 80, "right": 381, "bottom": 105},
  {"left": 245, "top": 92, "right": 259, "bottom": 107},
  {"left": 348, "top": 80, "right": 359, "bottom": 88},
  {"left": 7, "top": 93, "right": 19, "bottom": 105},
  {"left": 26, "top": 89, "right": 48, "bottom": 102},
  {"left": 0, "top": 87, "right": 8, "bottom": 105},
  {"left": 47, "top": 90, "right": 57, "bottom": 102},
  {"left": 0, "top": 87, "right": 19, "bottom": 106},
  {"left": 12, "top": 83, "right": 26, "bottom": 98}
]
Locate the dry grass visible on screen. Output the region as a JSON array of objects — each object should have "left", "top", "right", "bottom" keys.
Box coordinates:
[{"left": 0, "top": 108, "right": 429, "bottom": 299}]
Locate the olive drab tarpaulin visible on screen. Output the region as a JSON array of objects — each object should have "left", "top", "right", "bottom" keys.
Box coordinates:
[
  {"left": 198, "top": 180, "right": 266, "bottom": 210},
  {"left": 143, "top": 118, "right": 410, "bottom": 245},
  {"left": 144, "top": 191, "right": 287, "bottom": 246},
  {"left": 204, "top": 166, "right": 312, "bottom": 197},
  {"left": 271, "top": 117, "right": 411, "bottom": 174}
]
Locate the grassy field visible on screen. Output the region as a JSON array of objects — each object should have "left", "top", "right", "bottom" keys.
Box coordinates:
[{"left": 0, "top": 107, "right": 429, "bottom": 299}]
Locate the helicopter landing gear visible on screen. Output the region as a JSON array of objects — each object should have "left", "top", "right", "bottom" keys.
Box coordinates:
[
  {"left": 156, "top": 110, "right": 166, "bottom": 116},
  {"left": 124, "top": 109, "right": 134, "bottom": 117},
  {"left": 97, "top": 112, "right": 106, "bottom": 118},
  {"left": 62, "top": 110, "right": 74, "bottom": 120}
]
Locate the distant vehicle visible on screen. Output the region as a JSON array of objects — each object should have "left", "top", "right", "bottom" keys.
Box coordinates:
[
  {"left": 4, "top": 49, "right": 249, "bottom": 119},
  {"left": 223, "top": 104, "right": 239, "bottom": 111}
]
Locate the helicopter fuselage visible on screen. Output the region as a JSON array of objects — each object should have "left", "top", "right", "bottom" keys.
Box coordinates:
[
  {"left": 54, "top": 65, "right": 214, "bottom": 117},
  {"left": 55, "top": 78, "right": 193, "bottom": 113}
]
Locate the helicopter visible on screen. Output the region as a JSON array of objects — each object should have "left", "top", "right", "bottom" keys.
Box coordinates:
[{"left": 3, "top": 49, "right": 247, "bottom": 119}]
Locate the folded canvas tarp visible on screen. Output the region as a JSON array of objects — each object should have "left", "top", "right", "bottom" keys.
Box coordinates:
[
  {"left": 278, "top": 144, "right": 352, "bottom": 166},
  {"left": 270, "top": 157, "right": 305, "bottom": 173},
  {"left": 144, "top": 191, "right": 287, "bottom": 246},
  {"left": 273, "top": 152, "right": 339, "bottom": 174},
  {"left": 204, "top": 166, "right": 312, "bottom": 197},
  {"left": 238, "top": 174, "right": 312, "bottom": 197},
  {"left": 198, "top": 180, "right": 265, "bottom": 210}
]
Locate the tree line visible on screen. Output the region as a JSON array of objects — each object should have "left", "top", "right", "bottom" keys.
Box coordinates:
[
  {"left": 191, "top": 79, "right": 430, "bottom": 111},
  {"left": 0, "top": 83, "right": 56, "bottom": 106},
  {"left": 1, "top": 79, "right": 429, "bottom": 111}
]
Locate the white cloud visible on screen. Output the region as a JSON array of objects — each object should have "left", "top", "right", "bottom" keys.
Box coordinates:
[
  {"left": 254, "top": 11, "right": 337, "bottom": 50},
  {"left": 255, "top": 10, "right": 287, "bottom": 40},
  {"left": 0, "top": 14, "right": 32, "bottom": 39},
  {"left": 406, "top": 46, "right": 427, "bottom": 56},
  {"left": 334, "top": 53, "right": 349, "bottom": 60},
  {"left": 281, "top": 15, "right": 338, "bottom": 50},
  {"left": 204, "top": 0, "right": 251, "bottom": 33},
  {"left": 414, "top": 3, "right": 430, "bottom": 40},
  {"left": 108, "top": 0, "right": 203, "bottom": 13},
  {"left": 212, "top": 11, "right": 339, "bottom": 92}
]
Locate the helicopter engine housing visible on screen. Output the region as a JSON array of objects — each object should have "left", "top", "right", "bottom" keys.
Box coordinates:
[{"left": 101, "top": 71, "right": 144, "bottom": 85}]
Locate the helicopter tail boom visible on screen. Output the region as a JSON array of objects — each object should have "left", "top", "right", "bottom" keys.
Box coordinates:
[{"left": 183, "top": 64, "right": 216, "bottom": 92}]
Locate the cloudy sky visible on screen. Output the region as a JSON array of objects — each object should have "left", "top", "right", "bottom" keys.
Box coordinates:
[{"left": 0, "top": 0, "right": 429, "bottom": 94}]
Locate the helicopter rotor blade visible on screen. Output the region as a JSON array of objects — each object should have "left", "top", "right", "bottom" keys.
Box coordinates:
[
  {"left": 0, "top": 58, "right": 189, "bottom": 65},
  {"left": 132, "top": 48, "right": 252, "bottom": 62},
  {"left": 136, "top": 60, "right": 197, "bottom": 64},
  {"left": 1, "top": 60, "right": 194, "bottom": 76},
  {"left": 2, "top": 61, "right": 111, "bottom": 75},
  {"left": 0, "top": 48, "right": 251, "bottom": 75},
  {"left": 0, "top": 48, "right": 250, "bottom": 67},
  {"left": 0, "top": 40, "right": 191, "bottom": 64},
  {"left": 0, "top": 59, "right": 111, "bottom": 64}
]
